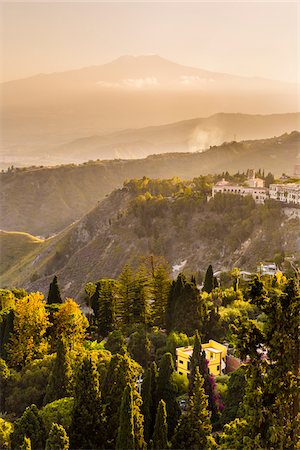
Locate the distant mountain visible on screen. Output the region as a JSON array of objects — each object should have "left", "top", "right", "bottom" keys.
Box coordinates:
[
  {"left": 55, "top": 112, "right": 300, "bottom": 163},
  {"left": 2, "top": 55, "right": 298, "bottom": 162},
  {"left": 1, "top": 176, "right": 299, "bottom": 300},
  {"left": 1, "top": 132, "right": 299, "bottom": 236}
]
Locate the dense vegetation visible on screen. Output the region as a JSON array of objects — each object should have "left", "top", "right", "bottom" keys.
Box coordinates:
[
  {"left": 0, "top": 264, "right": 299, "bottom": 449},
  {"left": 1, "top": 171, "right": 299, "bottom": 300}
]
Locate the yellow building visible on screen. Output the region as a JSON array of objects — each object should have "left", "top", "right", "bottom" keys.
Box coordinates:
[{"left": 176, "top": 339, "right": 227, "bottom": 377}]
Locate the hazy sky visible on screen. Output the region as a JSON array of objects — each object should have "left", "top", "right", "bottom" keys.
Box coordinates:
[{"left": 1, "top": 1, "right": 299, "bottom": 83}]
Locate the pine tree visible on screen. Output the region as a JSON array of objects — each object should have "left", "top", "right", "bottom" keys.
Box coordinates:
[
  {"left": 44, "top": 338, "right": 72, "bottom": 405},
  {"left": 203, "top": 265, "right": 214, "bottom": 293},
  {"left": 131, "top": 269, "right": 150, "bottom": 326},
  {"left": 116, "top": 385, "right": 135, "bottom": 450},
  {"left": 45, "top": 423, "right": 69, "bottom": 450},
  {"left": 69, "top": 357, "right": 104, "bottom": 449},
  {"left": 11, "top": 404, "right": 46, "bottom": 450},
  {"left": 172, "top": 368, "right": 213, "bottom": 449},
  {"left": 141, "top": 368, "right": 153, "bottom": 443},
  {"left": 118, "top": 265, "right": 135, "bottom": 327},
  {"left": 156, "top": 353, "right": 181, "bottom": 438},
  {"left": 47, "top": 275, "right": 62, "bottom": 304},
  {"left": 152, "top": 266, "right": 171, "bottom": 329},
  {"left": 152, "top": 400, "right": 168, "bottom": 450}
]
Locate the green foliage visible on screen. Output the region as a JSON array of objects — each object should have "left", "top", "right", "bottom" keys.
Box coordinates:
[
  {"left": 156, "top": 353, "right": 181, "bottom": 438},
  {"left": 166, "top": 274, "right": 202, "bottom": 335},
  {"left": 69, "top": 357, "right": 104, "bottom": 449},
  {"left": 20, "top": 436, "right": 32, "bottom": 450},
  {"left": 102, "top": 354, "right": 144, "bottom": 448},
  {"left": 11, "top": 404, "right": 46, "bottom": 450},
  {"left": 223, "top": 277, "right": 300, "bottom": 449},
  {"left": 39, "top": 397, "right": 74, "bottom": 435},
  {"left": 151, "top": 266, "right": 171, "bottom": 329},
  {"left": 128, "top": 331, "right": 150, "bottom": 368},
  {"left": 47, "top": 275, "right": 62, "bottom": 304},
  {"left": 105, "top": 330, "right": 127, "bottom": 355},
  {"left": 0, "top": 308, "right": 14, "bottom": 359},
  {"left": 45, "top": 423, "right": 69, "bottom": 450},
  {"left": 221, "top": 367, "right": 246, "bottom": 425},
  {"left": 172, "top": 368, "right": 213, "bottom": 449},
  {"left": 203, "top": 265, "right": 214, "bottom": 293},
  {"left": 152, "top": 400, "right": 168, "bottom": 450},
  {"left": 94, "top": 279, "right": 118, "bottom": 337},
  {"left": 116, "top": 385, "right": 135, "bottom": 450},
  {"left": 44, "top": 338, "right": 72, "bottom": 405},
  {"left": 5, "top": 356, "right": 53, "bottom": 416},
  {"left": 188, "top": 330, "right": 206, "bottom": 396},
  {"left": 0, "top": 418, "right": 13, "bottom": 450}
]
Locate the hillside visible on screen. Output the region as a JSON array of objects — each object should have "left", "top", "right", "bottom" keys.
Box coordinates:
[
  {"left": 1, "top": 177, "right": 299, "bottom": 299},
  {"left": 1, "top": 131, "right": 299, "bottom": 236},
  {"left": 2, "top": 55, "right": 298, "bottom": 165}
]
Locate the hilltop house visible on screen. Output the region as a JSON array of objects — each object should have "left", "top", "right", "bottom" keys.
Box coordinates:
[
  {"left": 176, "top": 340, "right": 227, "bottom": 377},
  {"left": 212, "top": 178, "right": 267, "bottom": 204}
]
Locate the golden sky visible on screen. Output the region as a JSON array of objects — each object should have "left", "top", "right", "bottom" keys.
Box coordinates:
[{"left": 1, "top": 1, "right": 299, "bottom": 83}]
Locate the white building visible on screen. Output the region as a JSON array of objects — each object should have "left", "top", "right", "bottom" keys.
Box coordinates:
[
  {"left": 212, "top": 179, "right": 268, "bottom": 204},
  {"left": 269, "top": 183, "right": 300, "bottom": 206}
]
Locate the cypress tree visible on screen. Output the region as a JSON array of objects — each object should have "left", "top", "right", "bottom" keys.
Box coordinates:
[
  {"left": 188, "top": 330, "right": 206, "bottom": 396},
  {"left": 97, "top": 279, "right": 117, "bottom": 337},
  {"left": 44, "top": 338, "right": 72, "bottom": 405},
  {"left": 141, "top": 368, "right": 152, "bottom": 443},
  {"left": 131, "top": 269, "right": 150, "bottom": 326},
  {"left": 11, "top": 404, "right": 46, "bottom": 450},
  {"left": 47, "top": 275, "right": 62, "bottom": 304},
  {"left": 166, "top": 273, "right": 202, "bottom": 335},
  {"left": 45, "top": 423, "right": 69, "bottom": 450},
  {"left": 70, "top": 357, "right": 104, "bottom": 449},
  {"left": 116, "top": 385, "right": 135, "bottom": 450},
  {"left": 156, "top": 353, "right": 181, "bottom": 438},
  {"left": 152, "top": 400, "right": 168, "bottom": 450},
  {"left": 172, "top": 368, "right": 213, "bottom": 449},
  {"left": 203, "top": 265, "right": 214, "bottom": 293}
]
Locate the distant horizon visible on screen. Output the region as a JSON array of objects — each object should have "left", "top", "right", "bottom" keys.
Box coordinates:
[{"left": 2, "top": 54, "right": 299, "bottom": 85}]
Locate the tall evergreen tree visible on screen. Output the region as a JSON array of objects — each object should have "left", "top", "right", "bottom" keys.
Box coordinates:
[
  {"left": 90, "top": 281, "right": 101, "bottom": 321},
  {"left": 97, "top": 279, "right": 117, "bottom": 337},
  {"left": 69, "top": 357, "right": 104, "bottom": 449},
  {"left": 141, "top": 365, "right": 157, "bottom": 444},
  {"left": 152, "top": 400, "right": 168, "bottom": 450},
  {"left": 156, "top": 353, "right": 181, "bottom": 438},
  {"left": 116, "top": 385, "right": 135, "bottom": 450},
  {"left": 44, "top": 338, "right": 72, "bottom": 405},
  {"left": 45, "top": 423, "right": 69, "bottom": 450},
  {"left": 152, "top": 266, "right": 171, "bottom": 329},
  {"left": 188, "top": 330, "right": 206, "bottom": 396},
  {"left": 131, "top": 269, "right": 150, "bottom": 326},
  {"left": 203, "top": 265, "right": 214, "bottom": 293},
  {"left": 166, "top": 273, "right": 202, "bottom": 335},
  {"left": 172, "top": 368, "right": 213, "bottom": 449},
  {"left": 47, "top": 275, "right": 62, "bottom": 304},
  {"left": 118, "top": 265, "right": 135, "bottom": 327},
  {"left": 11, "top": 404, "right": 46, "bottom": 450},
  {"left": 102, "top": 354, "right": 145, "bottom": 449}
]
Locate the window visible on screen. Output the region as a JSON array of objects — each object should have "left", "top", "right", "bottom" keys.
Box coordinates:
[
  {"left": 179, "top": 360, "right": 183, "bottom": 365},
  {"left": 179, "top": 371, "right": 183, "bottom": 375},
  {"left": 187, "top": 361, "right": 190, "bottom": 371},
  {"left": 217, "top": 365, "right": 220, "bottom": 371}
]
